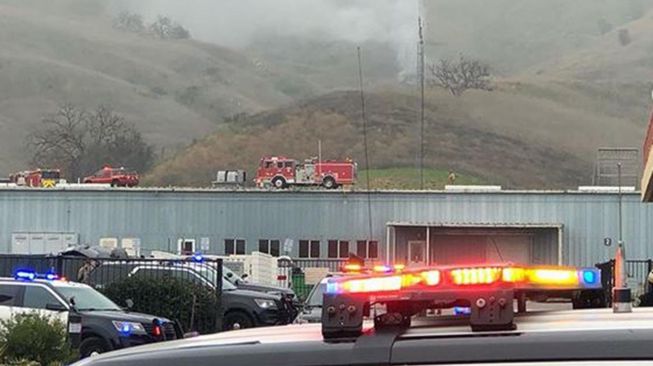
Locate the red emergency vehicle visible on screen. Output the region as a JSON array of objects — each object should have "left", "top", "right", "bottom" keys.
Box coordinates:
[
  {"left": 9, "top": 169, "right": 60, "bottom": 187},
  {"left": 83, "top": 165, "right": 139, "bottom": 187},
  {"left": 255, "top": 156, "right": 356, "bottom": 189}
]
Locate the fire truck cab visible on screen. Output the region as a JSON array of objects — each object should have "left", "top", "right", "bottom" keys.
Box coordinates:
[{"left": 255, "top": 156, "right": 356, "bottom": 189}]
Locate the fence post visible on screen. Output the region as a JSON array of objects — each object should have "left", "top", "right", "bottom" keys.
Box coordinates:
[
  {"left": 648, "top": 259, "right": 653, "bottom": 293},
  {"left": 215, "top": 259, "right": 223, "bottom": 332}
]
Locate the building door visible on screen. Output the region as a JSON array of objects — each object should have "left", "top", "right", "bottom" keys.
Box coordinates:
[
  {"left": 407, "top": 241, "right": 426, "bottom": 267},
  {"left": 177, "top": 239, "right": 196, "bottom": 255}
]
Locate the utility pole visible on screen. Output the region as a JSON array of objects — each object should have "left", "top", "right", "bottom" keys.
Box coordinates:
[
  {"left": 618, "top": 162, "right": 623, "bottom": 248},
  {"left": 418, "top": 16, "right": 425, "bottom": 190},
  {"left": 357, "top": 46, "right": 373, "bottom": 241}
]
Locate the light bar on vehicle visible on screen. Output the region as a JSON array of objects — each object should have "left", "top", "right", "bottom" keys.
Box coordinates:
[
  {"left": 14, "top": 269, "right": 63, "bottom": 281},
  {"left": 322, "top": 263, "right": 603, "bottom": 340},
  {"left": 325, "top": 264, "right": 601, "bottom": 295}
]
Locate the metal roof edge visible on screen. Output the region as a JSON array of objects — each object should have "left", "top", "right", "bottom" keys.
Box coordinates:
[
  {"left": 386, "top": 222, "right": 564, "bottom": 228},
  {"left": 0, "top": 187, "right": 642, "bottom": 195}
]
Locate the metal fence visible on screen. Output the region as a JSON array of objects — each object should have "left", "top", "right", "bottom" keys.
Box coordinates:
[
  {"left": 0, "top": 255, "right": 223, "bottom": 334},
  {"left": 596, "top": 259, "right": 653, "bottom": 305}
]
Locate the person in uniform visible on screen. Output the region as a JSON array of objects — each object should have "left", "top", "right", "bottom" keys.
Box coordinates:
[
  {"left": 77, "top": 259, "right": 98, "bottom": 284},
  {"left": 447, "top": 170, "right": 457, "bottom": 185}
]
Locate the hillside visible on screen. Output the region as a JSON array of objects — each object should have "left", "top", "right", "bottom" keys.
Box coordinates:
[
  {"left": 423, "top": 0, "right": 653, "bottom": 75},
  {"left": 529, "top": 8, "right": 653, "bottom": 82},
  {"left": 0, "top": 0, "right": 304, "bottom": 175},
  {"left": 145, "top": 81, "right": 647, "bottom": 189}
]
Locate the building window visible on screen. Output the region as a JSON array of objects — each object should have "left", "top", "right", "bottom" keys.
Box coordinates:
[
  {"left": 328, "top": 240, "right": 338, "bottom": 258},
  {"left": 299, "top": 240, "right": 320, "bottom": 258},
  {"left": 225, "top": 239, "right": 246, "bottom": 255},
  {"left": 258, "top": 239, "right": 280, "bottom": 257},
  {"left": 356, "top": 240, "right": 378, "bottom": 259},
  {"left": 328, "top": 240, "right": 350, "bottom": 258},
  {"left": 339, "top": 241, "right": 349, "bottom": 258}
]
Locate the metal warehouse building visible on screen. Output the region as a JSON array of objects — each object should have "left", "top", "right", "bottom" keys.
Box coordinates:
[{"left": 0, "top": 187, "right": 651, "bottom": 268}]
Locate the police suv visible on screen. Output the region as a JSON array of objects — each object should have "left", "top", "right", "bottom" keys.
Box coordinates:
[
  {"left": 0, "top": 271, "right": 179, "bottom": 358},
  {"left": 72, "top": 262, "right": 653, "bottom": 365}
]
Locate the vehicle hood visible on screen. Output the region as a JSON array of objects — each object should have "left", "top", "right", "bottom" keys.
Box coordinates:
[
  {"left": 224, "top": 288, "right": 281, "bottom": 300},
  {"left": 237, "top": 283, "right": 295, "bottom": 296},
  {"left": 80, "top": 310, "right": 170, "bottom": 323},
  {"left": 72, "top": 324, "right": 325, "bottom": 365}
]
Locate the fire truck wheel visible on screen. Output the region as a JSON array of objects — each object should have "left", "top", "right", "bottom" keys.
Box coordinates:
[
  {"left": 272, "top": 177, "right": 286, "bottom": 189},
  {"left": 111, "top": 179, "right": 120, "bottom": 187},
  {"left": 322, "top": 177, "right": 336, "bottom": 189}
]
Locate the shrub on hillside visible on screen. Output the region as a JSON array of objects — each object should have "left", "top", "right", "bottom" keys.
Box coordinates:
[
  {"left": 113, "top": 11, "right": 145, "bottom": 33},
  {"left": 149, "top": 16, "right": 191, "bottom": 40},
  {"left": 0, "top": 312, "right": 77, "bottom": 366},
  {"left": 103, "top": 276, "right": 220, "bottom": 334}
]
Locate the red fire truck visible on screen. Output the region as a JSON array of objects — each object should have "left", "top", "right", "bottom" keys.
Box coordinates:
[
  {"left": 9, "top": 169, "right": 61, "bottom": 188},
  {"left": 255, "top": 156, "right": 356, "bottom": 189}
]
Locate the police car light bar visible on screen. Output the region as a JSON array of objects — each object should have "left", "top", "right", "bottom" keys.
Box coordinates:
[
  {"left": 325, "top": 265, "right": 600, "bottom": 295},
  {"left": 322, "top": 264, "right": 602, "bottom": 340},
  {"left": 14, "top": 269, "right": 62, "bottom": 281}
]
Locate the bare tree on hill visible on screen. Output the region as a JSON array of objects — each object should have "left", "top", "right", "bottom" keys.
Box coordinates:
[
  {"left": 28, "top": 104, "right": 155, "bottom": 181},
  {"left": 429, "top": 55, "right": 492, "bottom": 96}
]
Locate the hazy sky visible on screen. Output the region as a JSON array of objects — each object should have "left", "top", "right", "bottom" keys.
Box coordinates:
[{"left": 125, "top": 0, "right": 419, "bottom": 48}]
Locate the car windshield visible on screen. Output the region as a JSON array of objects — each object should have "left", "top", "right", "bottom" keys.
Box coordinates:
[
  {"left": 191, "top": 264, "right": 236, "bottom": 290},
  {"left": 41, "top": 171, "right": 59, "bottom": 179},
  {"left": 55, "top": 285, "right": 121, "bottom": 311},
  {"left": 222, "top": 266, "right": 244, "bottom": 285},
  {"left": 306, "top": 282, "right": 326, "bottom": 307}
]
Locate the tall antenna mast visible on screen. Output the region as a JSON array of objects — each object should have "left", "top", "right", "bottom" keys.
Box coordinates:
[
  {"left": 418, "top": 16, "right": 425, "bottom": 190},
  {"left": 357, "top": 46, "right": 373, "bottom": 242}
]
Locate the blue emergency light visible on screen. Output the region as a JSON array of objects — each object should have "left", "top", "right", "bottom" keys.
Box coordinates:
[
  {"left": 192, "top": 252, "right": 204, "bottom": 262},
  {"left": 14, "top": 269, "right": 61, "bottom": 281},
  {"left": 453, "top": 307, "right": 471, "bottom": 316},
  {"left": 581, "top": 269, "right": 598, "bottom": 285},
  {"left": 120, "top": 323, "right": 133, "bottom": 335},
  {"left": 15, "top": 270, "right": 36, "bottom": 281}
]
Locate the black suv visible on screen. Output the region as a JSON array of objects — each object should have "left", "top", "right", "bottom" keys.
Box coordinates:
[
  {"left": 0, "top": 277, "right": 179, "bottom": 358},
  {"left": 88, "top": 261, "right": 298, "bottom": 330},
  {"left": 222, "top": 265, "right": 300, "bottom": 320}
]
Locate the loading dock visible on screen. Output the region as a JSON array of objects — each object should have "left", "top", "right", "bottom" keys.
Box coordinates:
[{"left": 386, "top": 223, "right": 562, "bottom": 267}]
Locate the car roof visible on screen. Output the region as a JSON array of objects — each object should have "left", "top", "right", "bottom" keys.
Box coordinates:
[
  {"left": 0, "top": 277, "right": 91, "bottom": 289},
  {"left": 73, "top": 307, "right": 653, "bottom": 366}
]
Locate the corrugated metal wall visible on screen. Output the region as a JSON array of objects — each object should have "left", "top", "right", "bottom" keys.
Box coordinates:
[{"left": 0, "top": 189, "right": 651, "bottom": 266}]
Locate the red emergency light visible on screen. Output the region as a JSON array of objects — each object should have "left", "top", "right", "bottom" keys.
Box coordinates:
[
  {"left": 322, "top": 263, "right": 603, "bottom": 340},
  {"left": 325, "top": 264, "right": 600, "bottom": 295}
]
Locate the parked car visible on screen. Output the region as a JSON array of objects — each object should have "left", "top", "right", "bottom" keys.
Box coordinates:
[
  {"left": 83, "top": 166, "right": 139, "bottom": 187},
  {"left": 0, "top": 273, "right": 180, "bottom": 358},
  {"left": 87, "top": 261, "right": 298, "bottom": 330},
  {"left": 294, "top": 274, "right": 343, "bottom": 324}
]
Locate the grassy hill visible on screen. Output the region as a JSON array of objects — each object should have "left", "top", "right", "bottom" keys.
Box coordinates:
[
  {"left": 0, "top": 0, "right": 303, "bottom": 175},
  {"left": 528, "top": 8, "right": 653, "bottom": 82},
  {"left": 358, "top": 168, "right": 485, "bottom": 190},
  {"left": 423, "top": 0, "right": 653, "bottom": 75},
  {"left": 144, "top": 80, "right": 647, "bottom": 189}
]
